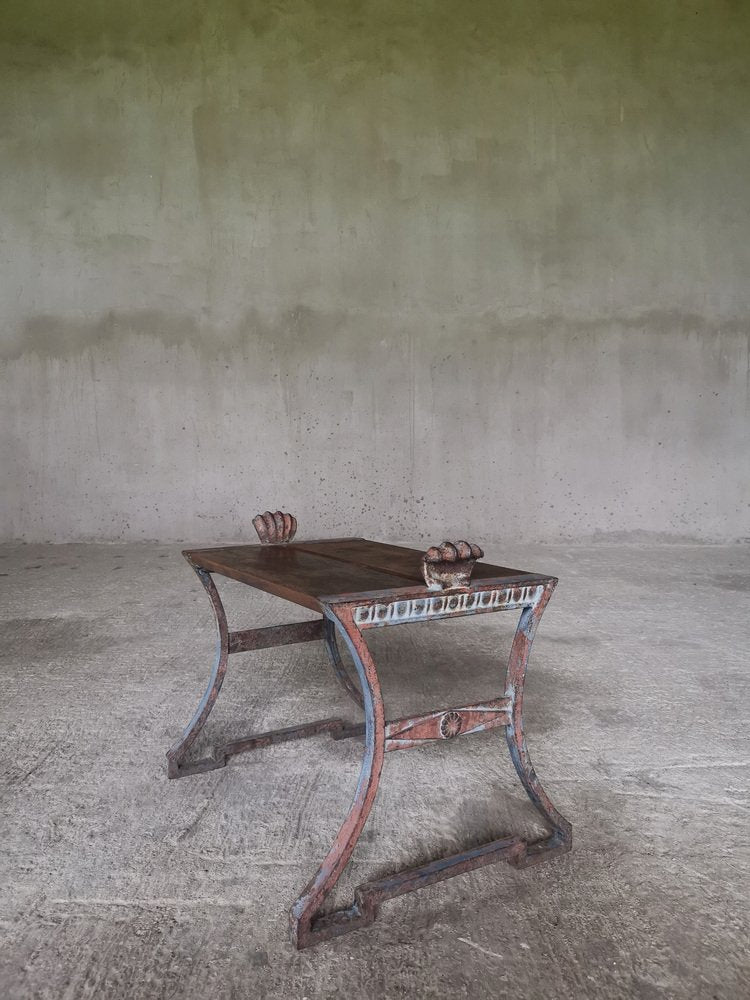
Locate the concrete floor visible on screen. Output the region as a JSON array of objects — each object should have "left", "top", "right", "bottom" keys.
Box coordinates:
[{"left": 0, "top": 541, "right": 748, "bottom": 999}]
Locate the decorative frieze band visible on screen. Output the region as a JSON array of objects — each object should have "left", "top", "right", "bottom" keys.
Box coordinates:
[{"left": 353, "top": 584, "right": 545, "bottom": 628}]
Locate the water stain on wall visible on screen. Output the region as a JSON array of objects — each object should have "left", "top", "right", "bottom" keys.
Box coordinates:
[{"left": 1, "top": 1, "right": 749, "bottom": 541}]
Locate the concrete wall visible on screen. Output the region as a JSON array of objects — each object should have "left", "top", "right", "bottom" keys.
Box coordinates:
[{"left": 2, "top": 1, "right": 748, "bottom": 544}]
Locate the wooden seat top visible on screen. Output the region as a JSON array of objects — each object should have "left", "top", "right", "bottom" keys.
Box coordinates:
[{"left": 183, "top": 538, "right": 548, "bottom": 614}]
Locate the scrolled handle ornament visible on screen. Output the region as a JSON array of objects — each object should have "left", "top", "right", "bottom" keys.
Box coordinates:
[
  {"left": 253, "top": 510, "right": 298, "bottom": 544},
  {"left": 421, "top": 540, "right": 484, "bottom": 591}
]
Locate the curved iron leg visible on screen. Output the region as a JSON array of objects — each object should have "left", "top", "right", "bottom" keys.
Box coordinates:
[
  {"left": 323, "top": 617, "right": 364, "bottom": 710},
  {"left": 504, "top": 582, "right": 572, "bottom": 865},
  {"left": 290, "top": 605, "right": 385, "bottom": 949},
  {"left": 166, "top": 564, "right": 230, "bottom": 779}
]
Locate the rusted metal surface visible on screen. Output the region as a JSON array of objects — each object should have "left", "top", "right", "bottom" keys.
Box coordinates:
[
  {"left": 289, "top": 579, "right": 570, "bottom": 948},
  {"left": 384, "top": 697, "right": 511, "bottom": 751},
  {"left": 167, "top": 555, "right": 360, "bottom": 779},
  {"left": 228, "top": 618, "right": 323, "bottom": 654},
  {"left": 307, "top": 836, "right": 527, "bottom": 943},
  {"left": 290, "top": 603, "right": 386, "bottom": 950},
  {"left": 252, "top": 510, "right": 297, "bottom": 544},
  {"left": 173, "top": 717, "right": 364, "bottom": 778},
  {"left": 422, "top": 539, "right": 484, "bottom": 590},
  {"left": 504, "top": 580, "right": 573, "bottom": 867},
  {"left": 167, "top": 531, "right": 572, "bottom": 947},
  {"left": 322, "top": 616, "right": 364, "bottom": 709},
  {"left": 166, "top": 563, "right": 229, "bottom": 779}
]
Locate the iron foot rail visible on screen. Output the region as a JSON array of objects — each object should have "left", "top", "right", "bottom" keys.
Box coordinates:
[
  {"left": 330, "top": 721, "right": 366, "bottom": 741},
  {"left": 509, "top": 830, "right": 572, "bottom": 869},
  {"left": 294, "top": 831, "right": 570, "bottom": 948},
  {"left": 169, "top": 716, "right": 365, "bottom": 778}
]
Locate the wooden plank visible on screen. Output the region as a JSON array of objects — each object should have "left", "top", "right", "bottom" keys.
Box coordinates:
[
  {"left": 292, "top": 538, "right": 525, "bottom": 583},
  {"left": 185, "top": 538, "right": 534, "bottom": 612},
  {"left": 183, "top": 544, "right": 415, "bottom": 612}
]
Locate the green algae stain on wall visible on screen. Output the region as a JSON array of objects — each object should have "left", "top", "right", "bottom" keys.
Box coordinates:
[{"left": 1, "top": 1, "right": 749, "bottom": 541}]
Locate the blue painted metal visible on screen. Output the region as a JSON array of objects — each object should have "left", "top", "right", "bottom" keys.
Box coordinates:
[
  {"left": 322, "top": 616, "right": 364, "bottom": 710},
  {"left": 290, "top": 604, "right": 386, "bottom": 949},
  {"left": 504, "top": 582, "right": 572, "bottom": 867},
  {"left": 166, "top": 565, "right": 230, "bottom": 779}
]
